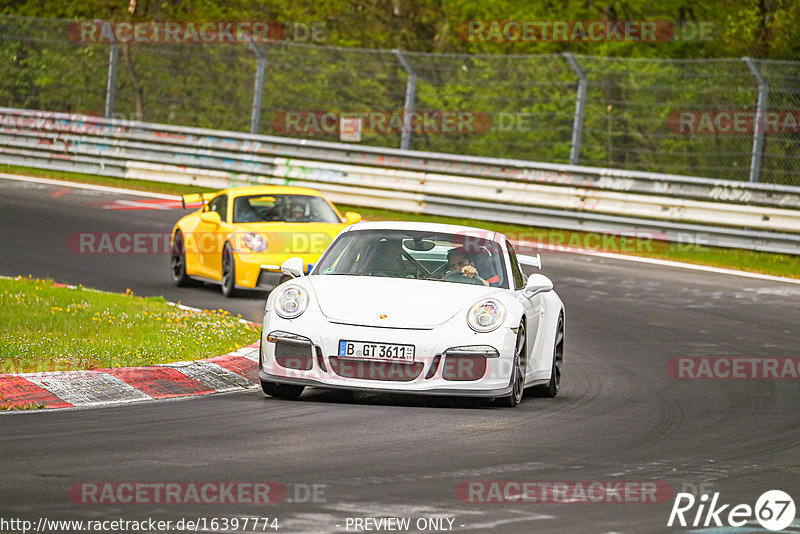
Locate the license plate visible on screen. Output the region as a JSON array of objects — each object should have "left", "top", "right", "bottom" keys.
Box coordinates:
[{"left": 338, "top": 340, "right": 415, "bottom": 362}]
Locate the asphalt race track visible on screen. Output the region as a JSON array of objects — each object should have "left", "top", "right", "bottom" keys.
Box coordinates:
[{"left": 1, "top": 176, "right": 799, "bottom": 533}]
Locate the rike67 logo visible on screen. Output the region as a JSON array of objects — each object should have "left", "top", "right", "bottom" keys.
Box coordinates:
[{"left": 668, "top": 490, "right": 796, "bottom": 531}]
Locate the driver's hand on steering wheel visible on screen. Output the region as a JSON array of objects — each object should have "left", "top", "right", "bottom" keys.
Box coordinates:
[{"left": 460, "top": 264, "right": 478, "bottom": 278}]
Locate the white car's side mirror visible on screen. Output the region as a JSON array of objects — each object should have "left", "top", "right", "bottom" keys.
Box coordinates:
[
  {"left": 281, "top": 257, "right": 305, "bottom": 278},
  {"left": 523, "top": 274, "right": 553, "bottom": 298}
]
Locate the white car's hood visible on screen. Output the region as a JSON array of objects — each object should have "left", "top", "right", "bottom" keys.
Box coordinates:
[{"left": 309, "top": 276, "right": 500, "bottom": 328}]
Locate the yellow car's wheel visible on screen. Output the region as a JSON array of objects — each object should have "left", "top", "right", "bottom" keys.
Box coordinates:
[
  {"left": 171, "top": 230, "right": 199, "bottom": 287},
  {"left": 221, "top": 243, "right": 239, "bottom": 298}
]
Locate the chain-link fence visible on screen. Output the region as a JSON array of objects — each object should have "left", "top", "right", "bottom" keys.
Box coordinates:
[{"left": 2, "top": 15, "right": 800, "bottom": 185}]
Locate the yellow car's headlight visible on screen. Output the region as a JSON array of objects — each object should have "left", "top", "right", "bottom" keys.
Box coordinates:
[
  {"left": 274, "top": 285, "right": 309, "bottom": 319},
  {"left": 243, "top": 232, "right": 268, "bottom": 252}
]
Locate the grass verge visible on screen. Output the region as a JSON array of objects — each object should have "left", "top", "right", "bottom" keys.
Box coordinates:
[
  {"left": 0, "top": 396, "right": 46, "bottom": 411},
  {"left": 2, "top": 162, "right": 798, "bottom": 279},
  {"left": 0, "top": 276, "right": 260, "bottom": 373}
]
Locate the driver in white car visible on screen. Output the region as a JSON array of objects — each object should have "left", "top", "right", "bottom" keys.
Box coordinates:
[{"left": 443, "top": 247, "right": 489, "bottom": 286}]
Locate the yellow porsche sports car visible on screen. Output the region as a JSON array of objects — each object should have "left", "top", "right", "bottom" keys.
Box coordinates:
[{"left": 170, "top": 186, "right": 361, "bottom": 297}]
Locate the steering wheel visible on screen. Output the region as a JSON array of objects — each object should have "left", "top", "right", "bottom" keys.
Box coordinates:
[{"left": 443, "top": 271, "right": 484, "bottom": 285}]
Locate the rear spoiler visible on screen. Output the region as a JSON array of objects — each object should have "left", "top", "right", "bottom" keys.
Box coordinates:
[
  {"left": 517, "top": 253, "right": 542, "bottom": 269},
  {"left": 181, "top": 192, "right": 216, "bottom": 209}
]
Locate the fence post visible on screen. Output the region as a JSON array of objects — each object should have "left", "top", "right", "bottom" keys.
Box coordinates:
[
  {"left": 563, "top": 53, "right": 587, "bottom": 166},
  {"left": 104, "top": 43, "right": 119, "bottom": 119},
  {"left": 743, "top": 57, "right": 768, "bottom": 183},
  {"left": 393, "top": 49, "right": 417, "bottom": 150},
  {"left": 248, "top": 42, "right": 267, "bottom": 134}
]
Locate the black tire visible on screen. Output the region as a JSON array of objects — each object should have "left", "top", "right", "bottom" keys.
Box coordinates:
[
  {"left": 532, "top": 314, "right": 564, "bottom": 398},
  {"left": 498, "top": 322, "right": 527, "bottom": 407},
  {"left": 170, "top": 230, "right": 198, "bottom": 287},
  {"left": 221, "top": 243, "right": 239, "bottom": 298},
  {"left": 261, "top": 381, "right": 304, "bottom": 399}
]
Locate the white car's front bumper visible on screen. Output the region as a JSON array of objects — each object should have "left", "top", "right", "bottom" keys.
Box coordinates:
[{"left": 259, "top": 310, "right": 519, "bottom": 397}]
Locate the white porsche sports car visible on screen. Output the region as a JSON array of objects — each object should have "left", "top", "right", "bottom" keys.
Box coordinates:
[{"left": 259, "top": 221, "right": 565, "bottom": 407}]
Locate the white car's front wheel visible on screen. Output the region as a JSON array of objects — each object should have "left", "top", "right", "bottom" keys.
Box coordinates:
[
  {"left": 261, "top": 381, "right": 304, "bottom": 400},
  {"left": 498, "top": 322, "right": 526, "bottom": 408}
]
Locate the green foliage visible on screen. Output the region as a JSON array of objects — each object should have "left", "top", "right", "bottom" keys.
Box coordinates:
[
  {"left": 1, "top": 4, "right": 799, "bottom": 184},
  {"left": 2, "top": 0, "right": 799, "bottom": 58}
]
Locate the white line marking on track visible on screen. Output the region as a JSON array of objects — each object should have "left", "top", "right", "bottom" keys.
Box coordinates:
[
  {"left": 101, "top": 199, "right": 181, "bottom": 209},
  {"left": 0, "top": 172, "right": 179, "bottom": 199},
  {"left": 549, "top": 247, "right": 800, "bottom": 284},
  {"left": 514, "top": 242, "right": 800, "bottom": 285}
]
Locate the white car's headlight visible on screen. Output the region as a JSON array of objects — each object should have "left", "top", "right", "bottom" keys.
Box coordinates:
[
  {"left": 243, "top": 232, "right": 268, "bottom": 252},
  {"left": 467, "top": 299, "right": 506, "bottom": 332},
  {"left": 274, "top": 285, "right": 309, "bottom": 319}
]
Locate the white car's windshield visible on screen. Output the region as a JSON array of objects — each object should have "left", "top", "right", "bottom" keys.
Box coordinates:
[{"left": 314, "top": 230, "right": 508, "bottom": 288}]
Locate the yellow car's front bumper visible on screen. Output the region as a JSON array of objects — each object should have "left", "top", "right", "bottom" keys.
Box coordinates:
[{"left": 234, "top": 251, "right": 321, "bottom": 289}]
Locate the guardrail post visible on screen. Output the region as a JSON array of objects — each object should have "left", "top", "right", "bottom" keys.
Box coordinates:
[
  {"left": 743, "top": 57, "right": 768, "bottom": 183},
  {"left": 393, "top": 49, "right": 417, "bottom": 150},
  {"left": 104, "top": 43, "right": 119, "bottom": 119},
  {"left": 563, "top": 53, "right": 587, "bottom": 166},
  {"left": 248, "top": 42, "right": 267, "bottom": 134}
]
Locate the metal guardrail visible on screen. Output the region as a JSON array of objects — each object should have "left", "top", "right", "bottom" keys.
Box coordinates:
[{"left": 1, "top": 107, "right": 799, "bottom": 255}]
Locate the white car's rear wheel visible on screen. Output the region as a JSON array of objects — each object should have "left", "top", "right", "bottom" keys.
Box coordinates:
[{"left": 532, "top": 313, "right": 563, "bottom": 398}]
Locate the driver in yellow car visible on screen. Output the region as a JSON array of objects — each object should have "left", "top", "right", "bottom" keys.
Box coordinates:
[{"left": 286, "top": 202, "right": 306, "bottom": 221}]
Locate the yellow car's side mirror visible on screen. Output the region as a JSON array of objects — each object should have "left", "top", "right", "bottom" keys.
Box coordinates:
[
  {"left": 200, "top": 211, "right": 222, "bottom": 225},
  {"left": 344, "top": 212, "right": 362, "bottom": 224}
]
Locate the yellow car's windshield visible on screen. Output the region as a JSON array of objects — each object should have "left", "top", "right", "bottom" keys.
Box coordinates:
[{"left": 232, "top": 194, "right": 341, "bottom": 224}]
